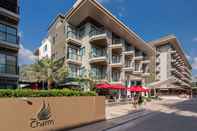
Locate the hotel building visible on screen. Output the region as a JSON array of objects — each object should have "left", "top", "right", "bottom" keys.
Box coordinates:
[
  {"left": 0, "top": 0, "right": 19, "bottom": 88},
  {"left": 149, "top": 35, "right": 192, "bottom": 94},
  {"left": 37, "top": 0, "right": 155, "bottom": 92},
  {"left": 37, "top": 0, "right": 192, "bottom": 94}
]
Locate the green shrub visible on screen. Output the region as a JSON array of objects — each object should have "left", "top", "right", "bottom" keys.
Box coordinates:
[{"left": 0, "top": 89, "right": 96, "bottom": 98}]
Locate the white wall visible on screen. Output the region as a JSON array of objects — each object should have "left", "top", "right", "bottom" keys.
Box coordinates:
[{"left": 38, "top": 37, "right": 52, "bottom": 60}]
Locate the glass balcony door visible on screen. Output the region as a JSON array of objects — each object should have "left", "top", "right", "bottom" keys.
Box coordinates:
[
  {"left": 90, "top": 65, "right": 106, "bottom": 79},
  {"left": 112, "top": 55, "right": 121, "bottom": 63},
  {"left": 68, "top": 47, "right": 81, "bottom": 61},
  {"left": 125, "top": 60, "right": 133, "bottom": 67},
  {"left": 68, "top": 64, "right": 80, "bottom": 77},
  {"left": 91, "top": 46, "right": 106, "bottom": 58},
  {"left": 112, "top": 70, "right": 120, "bottom": 82}
]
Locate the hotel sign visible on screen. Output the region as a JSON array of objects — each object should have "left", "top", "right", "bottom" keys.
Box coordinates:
[{"left": 30, "top": 101, "right": 55, "bottom": 128}]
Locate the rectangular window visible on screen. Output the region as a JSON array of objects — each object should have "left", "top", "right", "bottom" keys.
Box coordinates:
[
  {"left": 69, "top": 64, "right": 79, "bottom": 77},
  {"left": 6, "top": 55, "right": 17, "bottom": 74},
  {"left": 0, "top": 23, "right": 17, "bottom": 44},
  {"left": 80, "top": 47, "right": 85, "bottom": 56},
  {"left": 0, "top": 54, "right": 16, "bottom": 74},
  {"left": 52, "top": 36, "right": 55, "bottom": 45},
  {"left": 0, "top": 54, "right": 6, "bottom": 73},
  {"left": 44, "top": 45, "right": 47, "bottom": 52}
]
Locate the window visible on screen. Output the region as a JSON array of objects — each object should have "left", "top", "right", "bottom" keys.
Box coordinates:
[
  {"left": 80, "top": 47, "right": 85, "bottom": 56},
  {"left": 78, "top": 26, "right": 85, "bottom": 39},
  {"left": 0, "top": 23, "right": 17, "bottom": 44},
  {"left": 91, "top": 65, "right": 106, "bottom": 79},
  {"left": 112, "top": 71, "right": 120, "bottom": 81},
  {"left": 0, "top": 54, "right": 6, "bottom": 73},
  {"left": 69, "top": 64, "right": 79, "bottom": 77},
  {"left": 0, "top": 53, "right": 17, "bottom": 74},
  {"left": 6, "top": 55, "right": 17, "bottom": 74},
  {"left": 44, "top": 45, "right": 47, "bottom": 52},
  {"left": 52, "top": 36, "right": 56, "bottom": 45}
]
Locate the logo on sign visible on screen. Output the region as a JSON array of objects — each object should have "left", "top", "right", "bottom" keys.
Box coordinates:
[{"left": 30, "top": 101, "right": 55, "bottom": 128}]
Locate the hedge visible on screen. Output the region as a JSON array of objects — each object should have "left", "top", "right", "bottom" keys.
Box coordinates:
[{"left": 0, "top": 89, "right": 96, "bottom": 97}]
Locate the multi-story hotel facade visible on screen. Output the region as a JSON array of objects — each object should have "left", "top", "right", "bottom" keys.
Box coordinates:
[
  {"left": 0, "top": 0, "right": 19, "bottom": 88},
  {"left": 149, "top": 35, "right": 192, "bottom": 94},
  {"left": 37, "top": 0, "right": 192, "bottom": 93},
  {"left": 37, "top": 0, "right": 155, "bottom": 92}
]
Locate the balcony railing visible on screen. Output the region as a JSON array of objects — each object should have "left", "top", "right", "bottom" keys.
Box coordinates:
[
  {"left": 67, "top": 31, "right": 79, "bottom": 40},
  {"left": 125, "top": 61, "right": 133, "bottom": 68},
  {"left": 0, "top": 0, "right": 19, "bottom": 14},
  {"left": 89, "top": 51, "right": 107, "bottom": 58},
  {"left": 89, "top": 29, "right": 105, "bottom": 38},
  {"left": 68, "top": 53, "right": 82, "bottom": 62},
  {"left": 112, "top": 39, "right": 123, "bottom": 45},
  {"left": 89, "top": 71, "right": 107, "bottom": 80}
]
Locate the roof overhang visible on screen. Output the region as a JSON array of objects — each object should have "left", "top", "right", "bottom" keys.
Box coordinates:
[
  {"left": 149, "top": 35, "right": 192, "bottom": 69},
  {"left": 66, "top": 0, "right": 154, "bottom": 56}
]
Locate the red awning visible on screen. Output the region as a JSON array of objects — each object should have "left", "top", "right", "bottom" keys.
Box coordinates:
[
  {"left": 96, "top": 84, "right": 126, "bottom": 90},
  {"left": 128, "top": 86, "right": 147, "bottom": 92}
]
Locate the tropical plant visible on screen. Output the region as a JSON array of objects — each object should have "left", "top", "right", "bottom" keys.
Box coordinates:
[{"left": 20, "top": 58, "right": 69, "bottom": 89}]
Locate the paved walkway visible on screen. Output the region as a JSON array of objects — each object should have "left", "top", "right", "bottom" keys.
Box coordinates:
[
  {"left": 109, "top": 98, "right": 197, "bottom": 131},
  {"left": 69, "top": 97, "right": 188, "bottom": 131}
]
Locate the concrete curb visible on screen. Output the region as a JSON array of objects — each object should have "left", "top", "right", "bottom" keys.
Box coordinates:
[{"left": 103, "top": 110, "right": 153, "bottom": 131}]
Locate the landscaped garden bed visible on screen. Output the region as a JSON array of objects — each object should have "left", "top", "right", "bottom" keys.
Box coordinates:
[{"left": 0, "top": 89, "right": 96, "bottom": 97}]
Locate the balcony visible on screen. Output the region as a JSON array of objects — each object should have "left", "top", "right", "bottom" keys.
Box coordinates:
[
  {"left": 89, "top": 70, "right": 107, "bottom": 80},
  {"left": 123, "top": 61, "right": 134, "bottom": 72},
  {"left": 169, "top": 50, "right": 176, "bottom": 54},
  {"left": 133, "top": 70, "right": 143, "bottom": 75},
  {"left": 89, "top": 52, "right": 108, "bottom": 64},
  {"left": 111, "top": 70, "right": 121, "bottom": 83},
  {"left": 66, "top": 31, "right": 81, "bottom": 46},
  {"left": 66, "top": 53, "right": 82, "bottom": 65},
  {"left": 89, "top": 29, "right": 107, "bottom": 43},
  {"left": 110, "top": 56, "right": 122, "bottom": 67},
  {"left": 133, "top": 64, "right": 143, "bottom": 74},
  {"left": 142, "top": 57, "right": 150, "bottom": 64},
  {"left": 134, "top": 52, "right": 143, "bottom": 60},
  {"left": 110, "top": 39, "right": 123, "bottom": 49},
  {"left": 156, "top": 58, "right": 160, "bottom": 64},
  {"left": 156, "top": 66, "right": 160, "bottom": 72},
  {"left": 123, "top": 46, "right": 134, "bottom": 55},
  {"left": 142, "top": 72, "right": 150, "bottom": 77}
]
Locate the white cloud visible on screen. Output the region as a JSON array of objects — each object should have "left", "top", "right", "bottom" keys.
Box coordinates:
[
  {"left": 192, "top": 37, "right": 197, "bottom": 42},
  {"left": 192, "top": 57, "right": 197, "bottom": 70},
  {"left": 18, "top": 44, "right": 38, "bottom": 65}
]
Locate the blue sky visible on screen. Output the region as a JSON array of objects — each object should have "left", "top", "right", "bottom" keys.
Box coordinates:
[{"left": 19, "top": 0, "right": 197, "bottom": 76}]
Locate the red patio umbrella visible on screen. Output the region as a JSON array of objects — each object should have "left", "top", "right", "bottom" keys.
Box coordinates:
[
  {"left": 142, "top": 86, "right": 151, "bottom": 92},
  {"left": 96, "top": 83, "right": 111, "bottom": 89},
  {"left": 128, "top": 86, "right": 147, "bottom": 92},
  {"left": 110, "top": 84, "right": 126, "bottom": 90}
]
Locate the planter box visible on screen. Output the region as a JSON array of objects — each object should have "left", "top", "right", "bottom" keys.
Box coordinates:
[{"left": 0, "top": 96, "right": 105, "bottom": 131}]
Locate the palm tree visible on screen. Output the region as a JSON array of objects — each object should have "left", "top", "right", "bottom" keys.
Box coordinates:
[{"left": 20, "top": 58, "right": 69, "bottom": 89}]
